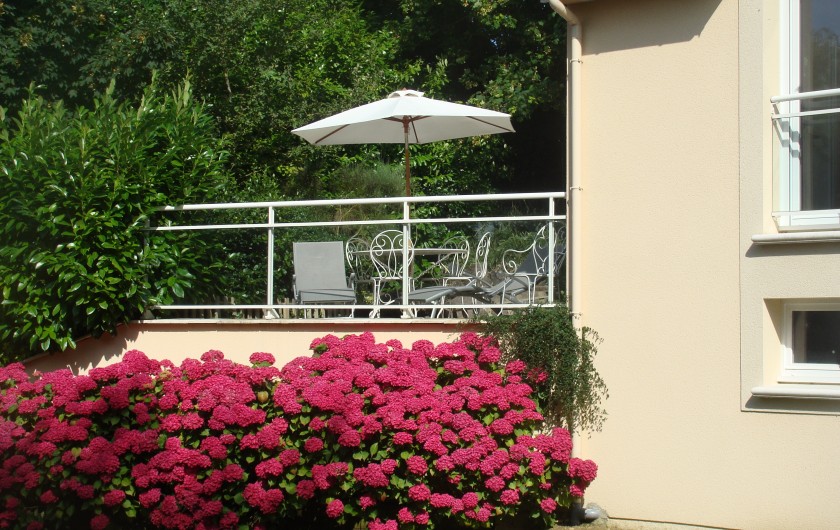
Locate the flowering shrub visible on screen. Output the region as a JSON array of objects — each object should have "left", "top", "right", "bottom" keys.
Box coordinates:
[{"left": 0, "top": 332, "right": 597, "bottom": 529}]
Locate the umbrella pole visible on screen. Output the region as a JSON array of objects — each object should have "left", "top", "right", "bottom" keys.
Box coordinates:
[{"left": 403, "top": 120, "right": 411, "bottom": 196}]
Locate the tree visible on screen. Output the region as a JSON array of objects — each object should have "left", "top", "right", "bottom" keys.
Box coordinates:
[
  {"left": 362, "top": 0, "right": 568, "bottom": 193},
  {"left": 0, "top": 80, "right": 231, "bottom": 361}
]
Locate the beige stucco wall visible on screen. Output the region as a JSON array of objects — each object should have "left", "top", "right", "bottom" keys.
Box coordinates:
[
  {"left": 25, "top": 319, "right": 467, "bottom": 375},
  {"left": 569, "top": 0, "right": 840, "bottom": 529}
]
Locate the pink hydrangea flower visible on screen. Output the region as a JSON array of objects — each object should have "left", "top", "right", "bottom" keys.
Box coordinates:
[
  {"left": 398, "top": 507, "right": 415, "bottom": 523},
  {"left": 368, "top": 519, "right": 398, "bottom": 530},
  {"left": 103, "top": 489, "right": 126, "bottom": 507},
  {"left": 462, "top": 492, "right": 479, "bottom": 509},
  {"left": 380, "top": 459, "right": 397, "bottom": 475},
  {"left": 408, "top": 484, "right": 431, "bottom": 501},
  {"left": 500, "top": 488, "right": 520, "bottom": 505},
  {"left": 304, "top": 437, "right": 324, "bottom": 453},
  {"left": 406, "top": 455, "right": 428, "bottom": 475},
  {"left": 505, "top": 360, "right": 526, "bottom": 374},
  {"left": 201, "top": 350, "right": 225, "bottom": 363},
  {"left": 249, "top": 352, "right": 276, "bottom": 365},
  {"left": 139, "top": 488, "right": 162, "bottom": 508},
  {"left": 430, "top": 493, "right": 455, "bottom": 508},
  {"left": 338, "top": 430, "right": 361, "bottom": 447},
  {"left": 568, "top": 458, "right": 598, "bottom": 482},
  {"left": 90, "top": 514, "right": 109, "bottom": 530},
  {"left": 359, "top": 495, "right": 377, "bottom": 509},
  {"left": 393, "top": 432, "right": 413, "bottom": 445},
  {"left": 485, "top": 476, "right": 506, "bottom": 492},
  {"left": 39, "top": 491, "right": 58, "bottom": 504},
  {"left": 540, "top": 497, "right": 558, "bottom": 513},
  {"left": 326, "top": 499, "right": 344, "bottom": 518},
  {"left": 296, "top": 480, "right": 316, "bottom": 500}
]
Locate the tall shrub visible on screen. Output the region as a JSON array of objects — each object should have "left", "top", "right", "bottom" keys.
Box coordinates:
[
  {"left": 0, "top": 80, "right": 230, "bottom": 361},
  {"left": 478, "top": 304, "right": 608, "bottom": 434}
]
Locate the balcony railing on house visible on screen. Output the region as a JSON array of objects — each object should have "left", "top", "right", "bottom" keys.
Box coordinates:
[
  {"left": 147, "top": 192, "right": 567, "bottom": 319},
  {"left": 771, "top": 88, "right": 840, "bottom": 230}
]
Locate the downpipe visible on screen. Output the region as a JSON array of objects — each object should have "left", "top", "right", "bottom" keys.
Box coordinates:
[{"left": 547, "top": 0, "right": 588, "bottom": 525}]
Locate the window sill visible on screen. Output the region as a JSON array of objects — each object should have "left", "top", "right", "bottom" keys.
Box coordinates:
[
  {"left": 751, "top": 385, "right": 840, "bottom": 399},
  {"left": 751, "top": 230, "right": 840, "bottom": 245}
]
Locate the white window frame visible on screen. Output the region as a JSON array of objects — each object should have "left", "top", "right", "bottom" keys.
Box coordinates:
[
  {"left": 781, "top": 300, "right": 840, "bottom": 384},
  {"left": 774, "top": 0, "right": 840, "bottom": 230}
]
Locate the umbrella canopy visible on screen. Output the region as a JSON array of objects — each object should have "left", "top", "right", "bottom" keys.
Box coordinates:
[{"left": 291, "top": 89, "right": 514, "bottom": 195}]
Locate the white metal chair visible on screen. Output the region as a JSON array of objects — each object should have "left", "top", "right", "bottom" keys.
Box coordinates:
[
  {"left": 369, "top": 229, "right": 414, "bottom": 316},
  {"left": 345, "top": 236, "right": 373, "bottom": 292},
  {"left": 413, "top": 234, "right": 471, "bottom": 288}
]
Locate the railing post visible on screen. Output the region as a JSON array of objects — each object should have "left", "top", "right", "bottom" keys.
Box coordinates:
[
  {"left": 266, "top": 206, "right": 275, "bottom": 318},
  {"left": 402, "top": 199, "right": 411, "bottom": 317},
  {"left": 547, "top": 198, "right": 556, "bottom": 304}
]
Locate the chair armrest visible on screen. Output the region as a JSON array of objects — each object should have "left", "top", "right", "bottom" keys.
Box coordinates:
[{"left": 501, "top": 247, "right": 531, "bottom": 275}]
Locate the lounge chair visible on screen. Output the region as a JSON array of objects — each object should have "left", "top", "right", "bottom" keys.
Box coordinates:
[
  {"left": 408, "top": 231, "right": 492, "bottom": 317},
  {"left": 479, "top": 224, "right": 566, "bottom": 306},
  {"left": 409, "top": 225, "right": 565, "bottom": 314},
  {"left": 292, "top": 241, "right": 356, "bottom": 315}
]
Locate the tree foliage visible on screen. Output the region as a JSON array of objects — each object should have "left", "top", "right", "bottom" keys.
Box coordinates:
[
  {"left": 1, "top": 0, "right": 567, "bottom": 197},
  {"left": 0, "top": 80, "right": 230, "bottom": 361}
]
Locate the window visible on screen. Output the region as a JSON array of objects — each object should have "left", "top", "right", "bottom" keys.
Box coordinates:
[
  {"left": 782, "top": 301, "right": 840, "bottom": 383},
  {"left": 774, "top": 0, "right": 840, "bottom": 229}
]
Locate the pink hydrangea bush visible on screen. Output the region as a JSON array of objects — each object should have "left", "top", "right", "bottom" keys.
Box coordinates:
[{"left": 0, "top": 333, "right": 597, "bottom": 529}]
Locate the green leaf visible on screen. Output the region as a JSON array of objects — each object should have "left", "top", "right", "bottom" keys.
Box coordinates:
[{"left": 171, "top": 283, "right": 184, "bottom": 298}]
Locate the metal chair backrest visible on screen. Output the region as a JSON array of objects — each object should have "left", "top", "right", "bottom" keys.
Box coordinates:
[
  {"left": 369, "top": 229, "right": 414, "bottom": 280},
  {"left": 292, "top": 241, "right": 355, "bottom": 304},
  {"left": 345, "top": 237, "right": 372, "bottom": 283},
  {"left": 437, "top": 235, "right": 471, "bottom": 279},
  {"left": 473, "top": 231, "right": 492, "bottom": 280}
]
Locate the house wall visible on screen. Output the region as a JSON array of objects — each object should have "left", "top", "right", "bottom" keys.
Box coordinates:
[
  {"left": 25, "top": 319, "right": 466, "bottom": 375},
  {"left": 570, "top": 1, "right": 840, "bottom": 529}
]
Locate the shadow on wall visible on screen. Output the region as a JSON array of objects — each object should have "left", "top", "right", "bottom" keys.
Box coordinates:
[
  {"left": 25, "top": 324, "right": 137, "bottom": 375},
  {"left": 22, "top": 320, "right": 468, "bottom": 376},
  {"left": 575, "top": 0, "right": 722, "bottom": 54}
]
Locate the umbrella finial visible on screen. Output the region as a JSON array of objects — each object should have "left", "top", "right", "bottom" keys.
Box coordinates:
[{"left": 389, "top": 89, "right": 424, "bottom": 99}]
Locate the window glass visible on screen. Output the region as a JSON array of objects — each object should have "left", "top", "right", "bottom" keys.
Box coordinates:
[
  {"left": 799, "top": 0, "right": 840, "bottom": 210},
  {"left": 791, "top": 310, "right": 840, "bottom": 365}
]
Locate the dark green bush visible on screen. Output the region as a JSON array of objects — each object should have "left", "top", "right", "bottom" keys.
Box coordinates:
[
  {"left": 0, "top": 80, "right": 231, "bottom": 361},
  {"left": 478, "top": 303, "right": 608, "bottom": 433}
]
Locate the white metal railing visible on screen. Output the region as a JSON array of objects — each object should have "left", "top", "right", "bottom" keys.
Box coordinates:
[
  {"left": 771, "top": 89, "right": 840, "bottom": 230},
  {"left": 147, "top": 192, "right": 567, "bottom": 319}
]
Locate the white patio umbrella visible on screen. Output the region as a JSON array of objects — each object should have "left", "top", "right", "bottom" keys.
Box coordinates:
[{"left": 291, "top": 89, "right": 514, "bottom": 196}]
